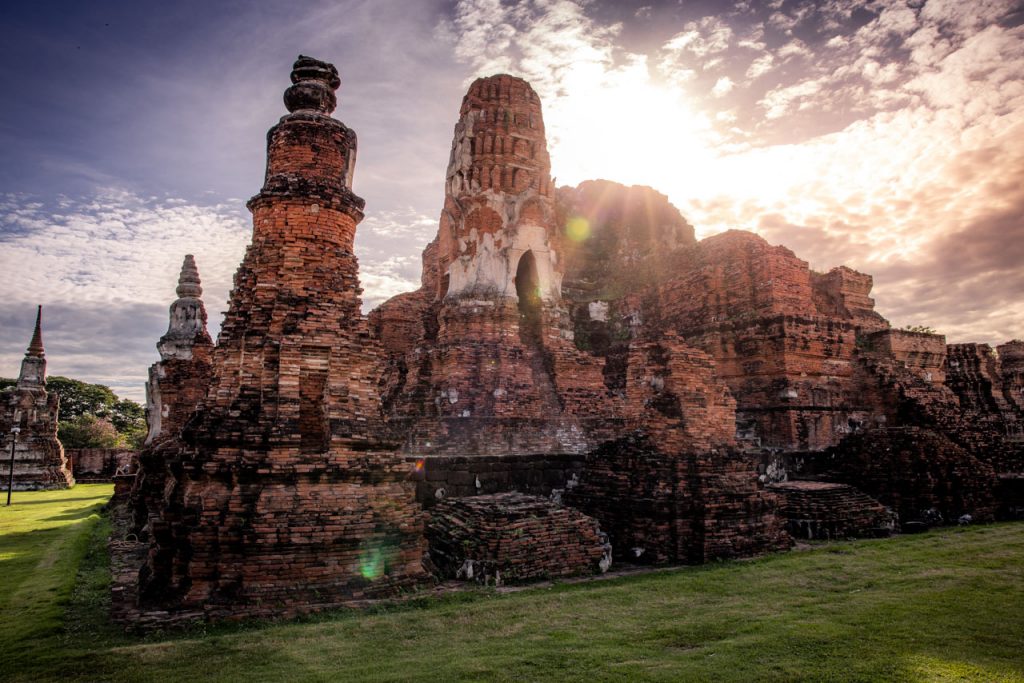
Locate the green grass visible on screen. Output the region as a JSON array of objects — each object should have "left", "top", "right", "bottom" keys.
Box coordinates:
[
  {"left": 0, "top": 484, "right": 111, "bottom": 672},
  {"left": 2, "top": 487, "right": 1024, "bottom": 682}
]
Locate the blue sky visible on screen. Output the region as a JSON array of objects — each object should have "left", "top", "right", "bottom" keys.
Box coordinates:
[{"left": 2, "top": 0, "right": 1022, "bottom": 401}]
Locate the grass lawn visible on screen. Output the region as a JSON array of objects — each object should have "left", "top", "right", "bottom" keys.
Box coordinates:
[{"left": 2, "top": 486, "right": 1023, "bottom": 682}]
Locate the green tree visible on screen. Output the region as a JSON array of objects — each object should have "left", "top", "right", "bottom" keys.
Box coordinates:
[
  {"left": 58, "top": 414, "right": 123, "bottom": 448},
  {"left": 45, "top": 376, "right": 120, "bottom": 420},
  {"left": 46, "top": 377, "right": 147, "bottom": 447}
]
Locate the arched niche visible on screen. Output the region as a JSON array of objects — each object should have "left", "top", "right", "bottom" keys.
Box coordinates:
[{"left": 515, "top": 250, "right": 542, "bottom": 342}]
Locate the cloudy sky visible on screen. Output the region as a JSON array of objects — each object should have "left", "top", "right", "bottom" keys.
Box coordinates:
[{"left": 1, "top": 0, "right": 1022, "bottom": 402}]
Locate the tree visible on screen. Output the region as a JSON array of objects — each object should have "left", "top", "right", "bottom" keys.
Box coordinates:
[
  {"left": 45, "top": 376, "right": 120, "bottom": 420},
  {"left": 58, "top": 414, "right": 123, "bottom": 449}
]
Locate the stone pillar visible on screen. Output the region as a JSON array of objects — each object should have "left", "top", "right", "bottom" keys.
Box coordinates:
[
  {"left": 0, "top": 306, "right": 73, "bottom": 490},
  {"left": 140, "top": 56, "right": 427, "bottom": 617}
]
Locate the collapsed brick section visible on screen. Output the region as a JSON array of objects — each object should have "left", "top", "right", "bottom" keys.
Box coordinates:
[
  {"left": 860, "top": 329, "right": 947, "bottom": 385},
  {"left": 135, "top": 57, "right": 427, "bottom": 619},
  {"left": 768, "top": 481, "right": 895, "bottom": 540},
  {"left": 558, "top": 192, "right": 876, "bottom": 451},
  {"left": 590, "top": 230, "right": 893, "bottom": 451},
  {"left": 0, "top": 307, "right": 73, "bottom": 490},
  {"left": 944, "top": 343, "right": 1024, "bottom": 472},
  {"left": 823, "top": 428, "right": 997, "bottom": 525},
  {"left": 565, "top": 436, "right": 792, "bottom": 564},
  {"left": 427, "top": 492, "right": 610, "bottom": 583}
]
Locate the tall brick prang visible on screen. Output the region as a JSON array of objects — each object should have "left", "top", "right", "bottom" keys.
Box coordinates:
[
  {"left": 374, "top": 75, "right": 611, "bottom": 456},
  {"left": 0, "top": 306, "right": 74, "bottom": 490},
  {"left": 139, "top": 56, "right": 427, "bottom": 618}
]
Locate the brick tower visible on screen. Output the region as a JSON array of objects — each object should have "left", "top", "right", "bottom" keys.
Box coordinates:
[
  {"left": 374, "top": 75, "right": 612, "bottom": 455},
  {"left": 140, "top": 57, "right": 427, "bottom": 616},
  {"left": 0, "top": 306, "right": 73, "bottom": 490},
  {"left": 132, "top": 255, "right": 214, "bottom": 536}
]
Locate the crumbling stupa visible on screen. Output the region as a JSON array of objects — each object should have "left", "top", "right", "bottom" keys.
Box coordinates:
[
  {"left": 135, "top": 57, "right": 427, "bottom": 619},
  {"left": 0, "top": 307, "right": 73, "bottom": 490}
]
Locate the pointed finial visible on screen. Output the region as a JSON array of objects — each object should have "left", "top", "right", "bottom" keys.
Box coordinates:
[
  {"left": 176, "top": 254, "right": 203, "bottom": 299},
  {"left": 26, "top": 305, "right": 44, "bottom": 357}
]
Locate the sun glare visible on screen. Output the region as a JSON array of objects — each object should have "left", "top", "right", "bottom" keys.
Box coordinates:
[{"left": 545, "top": 59, "right": 716, "bottom": 195}]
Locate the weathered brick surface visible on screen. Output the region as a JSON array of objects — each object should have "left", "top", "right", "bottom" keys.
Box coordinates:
[
  {"left": 374, "top": 75, "right": 613, "bottom": 455},
  {"left": 565, "top": 436, "right": 792, "bottom": 564},
  {"left": 134, "top": 57, "right": 428, "bottom": 620},
  {"left": 0, "top": 307, "right": 73, "bottom": 490},
  {"left": 768, "top": 480, "right": 895, "bottom": 540},
  {"left": 810, "top": 266, "right": 888, "bottom": 332},
  {"left": 131, "top": 255, "right": 214, "bottom": 536},
  {"left": 943, "top": 343, "right": 1023, "bottom": 472},
  {"left": 999, "top": 340, "right": 1024, "bottom": 413},
  {"left": 824, "top": 427, "right": 997, "bottom": 525},
  {"left": 427, "top": 492, "right": 610, "bottom": 583},
  {"left": 67, "top": 448, "right": 136, "bottom": 481}
]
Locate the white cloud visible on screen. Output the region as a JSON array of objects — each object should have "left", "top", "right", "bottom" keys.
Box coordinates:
[
  {"left": 0, "top": 190, "right": 250, "bottom": 317},
  {"left": 712, "top": 76, "right": 735, "bottom": 97},
  {"left": 758, "top": 77, "right": 827, "bottom": 119},
  {"left": 745, "top": 53, "right": 775, "bottom": 79}
]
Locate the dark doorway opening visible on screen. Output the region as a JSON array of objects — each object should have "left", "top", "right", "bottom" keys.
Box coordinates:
[{"left": 515, "top": 251, "right": 542, "bottom": 343}]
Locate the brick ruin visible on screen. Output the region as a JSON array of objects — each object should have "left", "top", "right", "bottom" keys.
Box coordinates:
[
  {"left": 0, "top": 307, "right": 74, "bottom": 490},
  {"left": 131, "top": 57, "right": 427, "bottom": 620},
  {"left": 131, "top": 254, "right": 213, "bottom": 535},
  {"left": 119, "top": 57, "right": 1023, "bottom": 622}
]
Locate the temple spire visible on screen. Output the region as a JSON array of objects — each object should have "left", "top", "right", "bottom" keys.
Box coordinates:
[
  {"left": 176, "top": 254, "right": 203, "bottom": 299},
  {"left": 157, "top": 254, "right": 211, "bottom": 361},
  {"left": 18, "top": 305, "right": 47, "bottom": 388},
  {"left": 26, "top": 305, "right": 44, "bottom": 357}
]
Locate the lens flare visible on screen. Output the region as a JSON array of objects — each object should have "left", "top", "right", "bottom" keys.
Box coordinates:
[
  {"left": 359, "top": 546, "right": 385, "bottom": 580},
  {"left": 566, "top": 216, "right": 590, "bottom": 242}
]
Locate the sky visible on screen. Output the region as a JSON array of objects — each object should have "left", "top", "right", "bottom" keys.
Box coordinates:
[{"left": 1, "top": 0, "right": 1022, "bottom": 402}]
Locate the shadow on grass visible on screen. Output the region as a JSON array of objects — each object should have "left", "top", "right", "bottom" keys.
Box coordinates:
[
  {"left": 2, "top": 495, "right": 112, "bottom": 507},
  {"left": 42, "top": 508, "right": 104, "bottom": 523}
]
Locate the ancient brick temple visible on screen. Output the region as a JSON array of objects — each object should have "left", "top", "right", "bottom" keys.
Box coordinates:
[
  {"left": 128, "top": 57, "right": 1022, "bottom": 622},
  {"left": 134, "top": 57, "right": 427, "bottom": 618},
  {"left": 372, "top": 75, "right": 790, "bottom": 563},
  {"left": 0, "top": 307, "right": 74, "bottom": 490}
]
